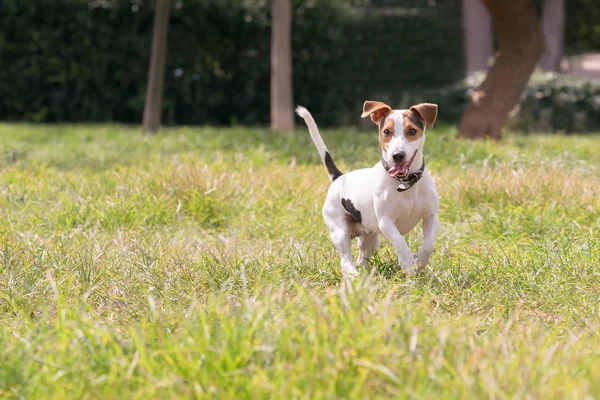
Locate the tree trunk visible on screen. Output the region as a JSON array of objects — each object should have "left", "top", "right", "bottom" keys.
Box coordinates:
[
  {"left": 142, "top": 0, "right": 171, "bottom": 135},
  {"left": 540, "top": 0, "right": 565, "bottom": 72},
  {"left": 458, "top": 0, "right": 544, "bottom": 140},
  {"left": 461, "top": 0, "right": 494, "bottom": 72},
  {"left": 270, "top": 0, "right": 294, "bottom": 132}
]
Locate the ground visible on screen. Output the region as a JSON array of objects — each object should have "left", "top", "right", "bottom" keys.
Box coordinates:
[
  {"left": 563, "top": 53, "right": 600, "bottom": 79},
  {"left": 0, "top": 123, "right": 599, "bottom": 398}
]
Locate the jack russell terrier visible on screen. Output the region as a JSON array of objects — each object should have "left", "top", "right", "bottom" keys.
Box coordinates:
[{"left": 296, "top": 101, "right": 440, "bottom": 277}]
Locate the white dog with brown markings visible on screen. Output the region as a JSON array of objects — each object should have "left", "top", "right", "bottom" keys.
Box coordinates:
[{"left": 296, "top": 101, "right": 440, "bottom": 277}]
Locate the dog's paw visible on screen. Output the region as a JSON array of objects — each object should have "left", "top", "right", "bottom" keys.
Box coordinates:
[
  {"left": 341, "top": 266, "right": 360, "bottom": 279},
  {"left": 399, "top": 254, "right": 415, "bottom": 273},
  {"left": 414, "top": 249, "right": 432, "bottom": 269},
  {"left": 402, "top": 264, "right": 420, "bottom": 276}
]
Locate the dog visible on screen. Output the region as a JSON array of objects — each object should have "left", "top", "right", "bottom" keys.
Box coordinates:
[{"left": 296, "top": 101, "right": 440, "bottom": 276}]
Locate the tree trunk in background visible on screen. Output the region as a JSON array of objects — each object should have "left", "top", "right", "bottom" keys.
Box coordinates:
[
  {"left": 270, "top": 0, "right": 294, "bottom": 132},
  {"left": 540, "top": 0, "right": 565, "bottom": 72},
  {"left": 461, "top": 0, "right": 494, "bottom": 72},
  {"left": 143, "top": 0, "right": 171, "bottom": 134},
  {"left": 458, "top": 0, "right": 544, "bottom": 140}
]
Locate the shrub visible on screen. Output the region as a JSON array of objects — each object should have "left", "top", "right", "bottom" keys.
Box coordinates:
[
  {"left": 0, "top": 0, "right": 463, "bottom": 126},
  {"left": 411, "top": 72, "right": 600, "bottom": 133},
  {"left": 565, "top": 0, "right": 600, "bottom": 54}
]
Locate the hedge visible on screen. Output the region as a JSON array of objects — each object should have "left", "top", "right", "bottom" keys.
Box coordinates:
[
  {"left": 565, "top": 0, "right": 600, "bottom": 54},
  {"left": 415, "top": 72, "right": 600, "bottom": 133},
  {"left": 0, "top": 0, "right": 463, "bottom": 126}
]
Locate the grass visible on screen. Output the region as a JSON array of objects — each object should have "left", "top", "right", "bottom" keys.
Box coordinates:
[{"left": 0, "top": 122, "right": 599, "bottom": 398}]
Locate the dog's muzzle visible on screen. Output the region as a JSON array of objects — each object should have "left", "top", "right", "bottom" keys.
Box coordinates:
[{"left": 381, "top": 157, "right": 426, "bottom": 192}]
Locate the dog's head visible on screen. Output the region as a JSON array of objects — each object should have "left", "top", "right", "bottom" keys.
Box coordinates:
[{"left": 361, "top": 101, "right": 437, "bottom": 178}]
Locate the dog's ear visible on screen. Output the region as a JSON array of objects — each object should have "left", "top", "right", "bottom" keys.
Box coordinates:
[
  {"left": 361, "top": 101, "right": 392, "bottom": 124},
  {"left": 409, "top": 103, "right": 438, "bottom": 128}
]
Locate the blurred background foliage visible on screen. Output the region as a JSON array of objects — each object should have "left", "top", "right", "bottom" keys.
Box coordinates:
[
  {"left": 0, "top": 0, "right": 599, "bottom": 130},
  {"left": 423, "top": 72, "right": 600, "bottom": 133},
  {"left": 564, "top": 0, "right": 600, "bottom": 54}
]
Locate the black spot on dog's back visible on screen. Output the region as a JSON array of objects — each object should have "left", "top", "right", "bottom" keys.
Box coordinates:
[
  {"left": 341, "top": 198, "right": 362, "bottom": 224},
  {"left": 324, "top": 151, "right": 343, "bottom": 181}
]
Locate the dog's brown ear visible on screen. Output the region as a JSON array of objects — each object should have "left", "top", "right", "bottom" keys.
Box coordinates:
[
  {"left": 361, "top": 101, "right": 392, "bottom": 124},
  {"left": 409, "top": 103, "right": 438, "bottom": 128}
]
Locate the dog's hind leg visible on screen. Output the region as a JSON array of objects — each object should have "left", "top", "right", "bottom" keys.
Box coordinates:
[
  {"left": 357, "top": 233, "right": 379, "bottom": 269},
  {"left": 329, "top": 228, "right": 358, "bottom": 277},
  {"left": 323, "top": 200, "right": 359, "bottom": 277}
]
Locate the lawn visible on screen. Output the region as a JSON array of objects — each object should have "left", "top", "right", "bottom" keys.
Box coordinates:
[{"left": 0, "top": 123, "right": 599, "bottom": 398}]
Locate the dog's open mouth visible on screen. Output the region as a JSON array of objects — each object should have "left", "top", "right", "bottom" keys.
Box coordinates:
[{"left": 387, "top": 150, "right": 418, "bottom": 178}]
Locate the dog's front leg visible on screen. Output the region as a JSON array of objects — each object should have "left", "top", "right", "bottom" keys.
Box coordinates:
[
  {"left": 415, "top": 213, "right": 440, "bottom": 270},
  {"left": 378, "top": 216, "right": 414, "bottom": 272}
]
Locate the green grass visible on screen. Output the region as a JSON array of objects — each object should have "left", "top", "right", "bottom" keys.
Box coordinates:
[{"left": 0, "top": 122, "right": 599, "bottom": 398}]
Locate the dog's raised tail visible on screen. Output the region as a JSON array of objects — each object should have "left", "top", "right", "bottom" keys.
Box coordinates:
[{"left": 295, "top": 106, "right": 343, "bottom": 182}]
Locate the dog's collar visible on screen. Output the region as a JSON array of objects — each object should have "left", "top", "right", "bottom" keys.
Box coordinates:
[{"left": 381, "top": 157, "right": 425, "bottom": 192}]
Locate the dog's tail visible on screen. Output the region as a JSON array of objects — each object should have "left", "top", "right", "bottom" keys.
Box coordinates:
[{"left": 295, "top": 106, "right": 343, "bottom": 182}]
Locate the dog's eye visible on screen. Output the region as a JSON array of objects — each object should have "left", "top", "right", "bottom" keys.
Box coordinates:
[
  {"left": 408, "top": 128, "right": 417, "bottom": 136},
  {"left": 383, "top": 129, "right": 391, "bottom": 136}
]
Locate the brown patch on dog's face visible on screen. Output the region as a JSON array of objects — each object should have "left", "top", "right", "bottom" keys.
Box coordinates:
[
  {"left": 409, "top": 103, "right": 438, "bottom": 128},
  {"left": 402, "top": 110, "right": 425, "bottom": 142},
  {"left": 379, "top": 112, "right": 395, "bottom": 151}
]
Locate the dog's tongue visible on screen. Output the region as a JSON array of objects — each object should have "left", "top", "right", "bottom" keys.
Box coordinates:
[{"left": 388, "top": 164, "right": 409, "bottom": 177}]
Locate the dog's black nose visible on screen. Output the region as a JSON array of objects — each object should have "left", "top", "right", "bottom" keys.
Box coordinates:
[{"left": 392, "top": 151, "right": 406, "bottom": 162}]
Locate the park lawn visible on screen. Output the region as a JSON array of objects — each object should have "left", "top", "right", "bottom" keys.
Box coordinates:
[{"left": 0, "top": 122, "right": 599, "bottom": 399}]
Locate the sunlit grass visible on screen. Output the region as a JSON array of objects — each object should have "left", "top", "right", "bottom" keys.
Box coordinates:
[{"left": 0, "top": 123, "right": 599, "bottom": 398}]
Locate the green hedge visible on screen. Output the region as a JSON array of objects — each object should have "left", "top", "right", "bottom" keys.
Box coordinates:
[
  {"left": 565, "top": 0, "right": 600, "bottom": 54},
  {"left": 513, "top": 73, "right": 600, "bottom": 133},
  {"left": 0, "top": 0, "right": 463, "bottom": 126},
  {"left": 409, "top": 72, "right": 600, "bottom": 133}
]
